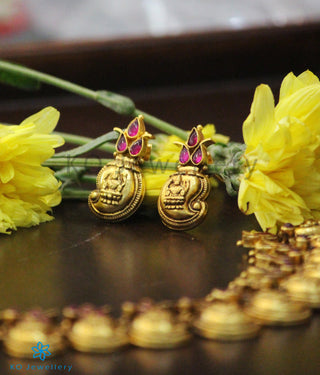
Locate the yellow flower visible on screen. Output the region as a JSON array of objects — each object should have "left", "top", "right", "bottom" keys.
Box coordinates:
[
  {"left": 144, "top": 124, "right": 229, "bottom": 201},
  {"left": 238, "top": 70, "right": 320, "bottom": 232},
  {"left": 0, "top": 107, "right": 64, "bottom": 234}
]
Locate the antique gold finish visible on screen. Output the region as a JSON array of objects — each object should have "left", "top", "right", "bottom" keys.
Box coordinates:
[
  {"left": 63, "top": 305, "right": 128, "bottom": 353},
  {"left": 88, "top": 115, "right": 153, "bottom": 222},
  {"left": 193, "top": 301, "right": 260, "bottom": 341},
  {"left": 282, "top": 273, "right": 320, "bottom": 308},
  {"left": 238, "top": 230, "right": 278, "bottom": 248},
  {"left": 158, "top": 125, "right": 213, "bottom": 230},
  {"left": 128, "top": 304, "right": 192, "bottom": 349},
  {"left": 294, "top": 220, "right": 320, "bottom": 237},
  {"left": 244, "top": 290, "right": 311, "bottom": 326},
  {"left": 3, "top": 220, "right": 320, "bottom": 358},
  {"left": 3, "top": 310, "right": 64, "bottom": 358}
]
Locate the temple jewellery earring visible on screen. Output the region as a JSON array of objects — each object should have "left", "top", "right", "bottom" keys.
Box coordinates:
[
  {"left": 88, "top": 115, "right": 153, "bottom": 222},
  {"left": 158, "top": 125, "right": 214, "bottom": 231}
]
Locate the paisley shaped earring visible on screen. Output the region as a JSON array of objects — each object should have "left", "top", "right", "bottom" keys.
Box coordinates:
[
  {"left": 158, "top": 125, "right": 213, "bottom": 231},
  {"left": 88, "top": 115, "right": 153, "bottom": 222}
]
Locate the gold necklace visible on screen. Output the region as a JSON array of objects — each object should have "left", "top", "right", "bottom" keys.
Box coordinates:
[{"left": 2, "top": 220, "right": 320, "bottom": 358}]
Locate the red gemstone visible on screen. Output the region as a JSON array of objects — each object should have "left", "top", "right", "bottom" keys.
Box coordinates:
[
  {"left": 117, "top": 133, "right": 127, "bottom": 152},
  {"left": 179, "top": 146, "right": 190, "bottom": 164},
  {"left": 128, "top": 119, "right": 139, "bottom": 137},
  {"left": 192, "top": 146, "right": 203, "bottom": 164},
  {"left": 130, "top": 138, "right": 142, "bottom": 155},
  {"left": 188, "top": 129, "right": 198, "bottom": 147}
]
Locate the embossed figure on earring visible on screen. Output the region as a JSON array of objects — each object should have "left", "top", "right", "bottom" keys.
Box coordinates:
[
  {"left": 158, "top": 125, "right": 213, "bottom": 230},
  {"left": 88, "top": 115, "right": 153, "bottom": 222}
]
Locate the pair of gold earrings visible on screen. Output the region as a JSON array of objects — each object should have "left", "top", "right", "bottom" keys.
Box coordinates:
[{"left": 88, "top": 116, "right": 213, "bottom": 231}]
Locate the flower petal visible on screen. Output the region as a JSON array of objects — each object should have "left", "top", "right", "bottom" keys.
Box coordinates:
[
  {"left": 276, "top": 85, "right": 320, "bottom": 134},
  {"left": 0, "top": 162, "right": 14, "bottom": 183},
  {"left": 243, "top": 84, "right": 275, "bottom": 148},
  {"left": 0, "top": 108, "right": 63, "bottom": 234},
  {"left": 279, "top": 72, "right": 304, "bottom": 101},
  {"left": 240, "top": 70, "right": 320, "bottom": 231},
  {"left": 20, "top": 107, "right": 60, "bottom": 134},
  {"left": 279, "top": 70, "right": 320, "bottom": 101},
  {"left": 297, "top": 70, "right": 320, "bottom": 86}
]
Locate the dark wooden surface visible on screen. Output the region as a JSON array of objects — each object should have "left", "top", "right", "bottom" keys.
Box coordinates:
[{"left": 1, "top": 26, "right": 320, "bottom": 374}]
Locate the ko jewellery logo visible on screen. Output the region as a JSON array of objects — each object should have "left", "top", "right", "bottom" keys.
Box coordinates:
[
  {"left": 9, "top": 342, "right": 72, "bottom": 372},
  {"left": 31, "top": 342, "right": 51, "bottom": 361}
]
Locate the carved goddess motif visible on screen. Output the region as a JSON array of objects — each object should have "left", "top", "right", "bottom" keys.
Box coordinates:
[
  {"left": 158, "top": 125, "right": 213, "bottom": 230},
  {"left": 88, "top": 116, "right": 153, "bottom": 222}
]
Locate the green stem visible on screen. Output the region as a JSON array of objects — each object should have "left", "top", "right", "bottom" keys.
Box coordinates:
[
  {"left": 79, "top": 175, "right": 97, "bottom": 183},
  {"left": 45, "top": 157, "right": 111, "bottom": 168},
  {"left": 54, "top": 131, "right": 117, "bottom": 158},
  {"left": 0, "top": 60, "right": 96, "bottom": 100},
  {"left": 45, "top": 157, "right": 179, "bottom": 171},
  {"left": 0, "top": 60, "right": 188, "bottom": 139},
  {"left": 54, "top": 132, "right": 93, "bottom": 145},
  {"left": 54, "top": 131, "right": 115, "bottom": 153}
]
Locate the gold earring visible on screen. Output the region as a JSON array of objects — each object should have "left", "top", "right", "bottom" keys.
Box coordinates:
[
  {"left": 88, "top": 115, "right": 153, "bottom": 222},
  {"left": 158, "top": 125, "right": 213, "bottom": 231}
]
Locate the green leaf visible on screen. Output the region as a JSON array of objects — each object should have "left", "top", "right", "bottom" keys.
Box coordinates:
[
  {"left": 96, "top": 90, "right": 135, "bottom": 116},
  {"left": 0, "top": 70, "right": 41, "bottom": 91},
  {"left": 54, "top": 130, "right": 118, "bottom": 158}
]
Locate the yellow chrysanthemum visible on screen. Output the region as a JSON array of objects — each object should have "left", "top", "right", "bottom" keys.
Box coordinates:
[
  {"left": 144, "top": 124, "right": 229, "bottom": 200},
  {"left": 0, "top": 107, "right": 64, "bottom": 234},
  {"left": 238, "top": 70, "right": 320, "bottom": 232}
]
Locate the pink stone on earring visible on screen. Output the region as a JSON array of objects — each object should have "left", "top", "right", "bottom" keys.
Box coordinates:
[
  {"left": 117, "top": 134, "right": 127, "bottom": 152},
  {"left": 127, "top": 118, "right": 139, "bottom": 137},
  {"left": 179, "top": 146, "right": 190, "bottom": 164},
  {"left": 130, "top": 138, "right": 143, "bottom": 156},
  {"left": 188, "top": 128, "right": 198, "bottom": 147},
  {"left": 192, "top": 146, "right": 203, "bottom": 164}
]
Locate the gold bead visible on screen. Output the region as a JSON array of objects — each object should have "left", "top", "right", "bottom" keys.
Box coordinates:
[
  {"left": 65, "top": 307, "right": 128, "bottom": 353},
  {"left": 241, "top": 231, "right": 278, "bottom": 248},
  {"left": 303, "top": 264, "right": 320, "bottom": 279},
  {"left": 279, "top": 223, "right": 295, "bottom": 240},
  {"left": 295, "top": 222, "right": 320, "bottom": 237},
  {"left": 309, "top": 235, "right": 320, "bottom": 248},
  {"left": 288, "top": 249, "right": 304, "bottom": 265},
  {"left": 255, "top": 239, "right": 278, "bottom": 252},
  {"left": 281, "top": 273, "right": 320, "bottom": 308},
  {"left": 1, "top": 309, "right": 19, "bottom": 323},
  {"left": 192, "top": 302, "right": 260, "bottom": 341},
  {"left": 244, "top": 290, "right": 311, "bottom": 326},
  {"left": 305, "top": 249, "right": 320, "bottom": 265},
  {"left": 3, "top": 310, "right": 64, "bottom": 358},
  {"left": 205, "top": 288, "right": 240, "bottom": 304},
  {"left": 129, "top": 307, "right": 191, "bottom": 349},
  {"left": 240, "top": 231, "right": 262, "bottom": 247},
  {"left": 246, "top": 266, "right": 266, "bottom": 278}
]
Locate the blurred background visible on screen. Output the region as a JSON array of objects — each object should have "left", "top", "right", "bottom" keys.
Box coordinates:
[
  {"left": 0, "top": 0, "right": 320, "bottom": 140},
  {"left": 1, "top": 0, "right": 320, "bottom": 44}
]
